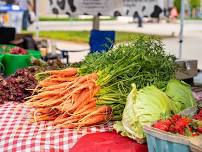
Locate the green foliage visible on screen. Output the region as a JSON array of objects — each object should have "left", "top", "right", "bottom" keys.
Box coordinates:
[
  {"left": 79, "top": 36, "right": 177, "bottom": 119},
  {"left": 190, "top": 0, "right": 200, "bottom": 9},
  {"left": 38, "top": 31, "right": 171, "bottom": 44},
  {"left": 174, "top": 0, "right": 181, "bottom": 12}
]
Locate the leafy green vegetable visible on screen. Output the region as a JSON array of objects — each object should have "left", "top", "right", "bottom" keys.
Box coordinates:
[
  {"left": 114, "top": 84, "right": 171, "bottom": 139},
  {"left": 166, "top": 79, "right": 196, "bottom": 112},
  {"left": 113, "top": 121, "right": 134, "bottom": 138},
  {"left": 79, "top": 36, "right": 176, "bottom": 119}
]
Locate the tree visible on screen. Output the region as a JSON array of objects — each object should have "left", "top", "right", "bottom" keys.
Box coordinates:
[
  {"left": 190, "top": 0, "right": 200, "bottom": 17},
  {"left": 190, "top": 0, "right": 200, "bottom": 9},
  {"left": 174, "top": 0, "right": 181, "bottom": 13}
]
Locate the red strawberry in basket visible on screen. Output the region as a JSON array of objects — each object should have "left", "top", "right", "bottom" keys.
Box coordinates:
[
  {"left": 169, "top": 124, "right": 176, "bottom": 133},
  {"left": 175, "top": 117, "right": 192, "bottom": 133},
  {"left": 171, "top": 114, "right": 181, "bottom": 123},
  {"left": 198, "top": 109, "right": 202, "bottom": 116},
  {"left": 192, "top": 132, "right": 199, "bottom": 136},
  {"left": 153, "top": 119, "right": 171, "bottom": 132},
  {"left": 197, "top": 127, "right": 202, "bottom": 133}
]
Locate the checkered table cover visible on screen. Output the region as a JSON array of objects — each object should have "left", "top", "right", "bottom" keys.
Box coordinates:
[{"left": 0, "top": 103, "right": 113, "bottom": 152}]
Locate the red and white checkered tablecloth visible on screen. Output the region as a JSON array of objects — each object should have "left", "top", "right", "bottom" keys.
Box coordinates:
[{"left": 0, "top": 103, "right": 113, "bottom": 152}]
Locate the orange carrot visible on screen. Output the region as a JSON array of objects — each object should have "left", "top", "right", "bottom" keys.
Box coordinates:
[
  {"left": 60, "top": 74, "right": 97, "bottom": 94},
  {"left": 53, "top": 113, "right": 69, "bottom": 123},
  {"left": 43, "top": 68, "right": 77, "bottom": 76},
  {"left": 60, "top": 114, "right": 110, "bottom": 129},
  {"left": 44, "top": 81, "right": 73, "bottom": 92},
  {"left": 33, "top": 108, "right": 51, "bottom": 115},
  {"left": 76, "top": 73, "right": 98, "bottom": 83},
  {"left": 60, "top": 123, "right": 78, "bottom": 129},
  {"left": 46, "top": 77, "right": 75, "bottom": 82},
  {"left": 31, "top": 116, "right": 57, "bottom": 122},
  {"left": 29, "top": 96, "right": 63, "bottom": 108},
  {"left": 39, "top": 81, "right": 60, "bottom": 87},
  {"left": 58, "top": 81, "right": 96, "bottom": 102},
  {"left": 65, "top": 88, "right": 92, "bottom": 113},
  {"left": 78, "top": 114, "right": 111, "bottom": 127},
  {"left": 74, "top": 99, "right": 96, "bottom": 114},
  {"left": 79, "top": 105, "right": 112, "bottom": 122},
  {"left": 58, "top": 101, "right": 74, "bottom": 112},
  {"left": 54, "top": 116, "right": 81, "bottom": 126},
  {"left": 54, "top": 107, "right": 97, "bottom": 126}
]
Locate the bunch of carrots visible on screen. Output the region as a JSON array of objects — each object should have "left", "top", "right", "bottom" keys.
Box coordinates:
[{"left": 26, "top": 68, "right": 112, "bottom": 129}]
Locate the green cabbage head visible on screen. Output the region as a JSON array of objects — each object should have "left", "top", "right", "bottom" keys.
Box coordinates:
[
  {"left": 166, "top": 79, "right": 196, "bottom": 112},
  {"left": 114, "top": 84, "right": 171, "bottom": 139}
]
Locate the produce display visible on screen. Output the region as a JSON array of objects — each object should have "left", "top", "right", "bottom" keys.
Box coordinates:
[
  {"left": 0, "top": 59, "right": 66, "bottom": 104},
  {"left": 78, "top": 36, "right": 177, "bottom": 120},
  {"left": 166, "top": 79, "right": 196, "bottom": 112},
  {"left": 1, "top": 36, "right": 201, "bottom": 150},
  {"left": 10, "top": 47, "right": 28, "bottom": 55},
  {"left": 25, "top": 37, "right": 178, "bottom": 129},
  {"left": 0, "top": 45, "right": 28, "bottom": 54},
  {"left": 0, "top": 45, "right": 14, "bottom": 53},
  {"left": 193, "top": 108, "right": 202, "bottom": 121},
  {"left": 153, "top": 108, "right": 202, "bottom": 136},
  {"left": 31, "top": 58, "right": 66, "bottom": 71},
  {"left": 0, "top": 68, "right": 37, "bottom": 104},
  {"left": 26, "top": 68, "right": 112, "bottom": 128},
  {"left": 114, "top": 84, "right": 172, "bottom": 141},
  {"left": 113, "top": 79, "right": 196, "bottom": 142}
]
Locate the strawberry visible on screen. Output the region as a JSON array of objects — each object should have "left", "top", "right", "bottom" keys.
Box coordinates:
[
  {"left": 164, "top": 119, "right": 172, "bottom": 126},
  {"left": 197, "top": 127, "right": 202, "bottom": 133},
  {"left": 153, "top": 119, "right": 172, "bottom": 132},
  {"left": 171, "top": 114, "right": 181, "bottom": 123},
  {"left": 178, "top": 129, "right": 185, "bottom": 135},
  {"left": 169, "top": 124, "right": 176, "bottom": 133},
  {"left": 198, "top": 109, "right": 202, "bottom": 116},
  {"left": 192, "top": 132, "right": 199, "bottom": 136},
  {"left": 193, "top": 114, "right": 202, "bottom": 120},
  {"left": 175, "top": 117, "right": 192, "bottom": 132},
  {"left": 153, "top": 122, "right": 169, "bottom": 131},
  {"left": 188, "top": 126, "right": 193, "bottom": 132}
]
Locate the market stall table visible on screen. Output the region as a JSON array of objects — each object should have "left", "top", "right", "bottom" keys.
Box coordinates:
[
  {"left": 0, "top": 103, "right": 113, "bottom": 151},
  {"left": 0, "top": 90, "right": 201, "bottom": 151}
]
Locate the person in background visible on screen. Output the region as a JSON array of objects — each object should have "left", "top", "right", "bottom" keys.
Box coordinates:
[
  {"left": 27, "top": 0, "right": 35, "bottom": 25},
  {"left": 170, "top": 6, "right": 178, "bottom": 23},
  {"left": 15, "top": 0, "right": 32, "bottom": 30},
  {"left": 133, "top": 11, "right": 143, "bottom": 28},
  {"left": 150, "top": 5, "right": 163, "bottom": 23}
]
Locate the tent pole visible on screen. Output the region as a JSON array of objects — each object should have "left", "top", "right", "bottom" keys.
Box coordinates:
[
  {"left": 179, "top": 0, "right": 185, "bottom": 58},
  {"left": 92, "top": 16, "right": 100, "bottom": 30},
  {"left": 35, "top": 0, "right": 39, "bottom": 39}
]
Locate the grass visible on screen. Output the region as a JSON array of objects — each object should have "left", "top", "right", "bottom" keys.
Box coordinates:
[
  {"left": 38, "top": 31, "right": 172, "bottom": 43},
  {"left": 39, "top": 16, "right": 115, "bottom": 22},
  {"left": 184, "top": 17, "right": 202, "bottom": 20},
  {"left": 39, "top": 31, "right": 89, "bottom": 43}
]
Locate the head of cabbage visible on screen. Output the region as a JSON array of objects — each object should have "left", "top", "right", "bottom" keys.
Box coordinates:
[
  {"left": 114, "top": 80, "right": 196, "bottom": 141},
  {"left": 166, "top": 79, "right": 196, "bottom": 113},
  {"left": 114, "top": 84, "right": 171, "bottom": 140}
]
